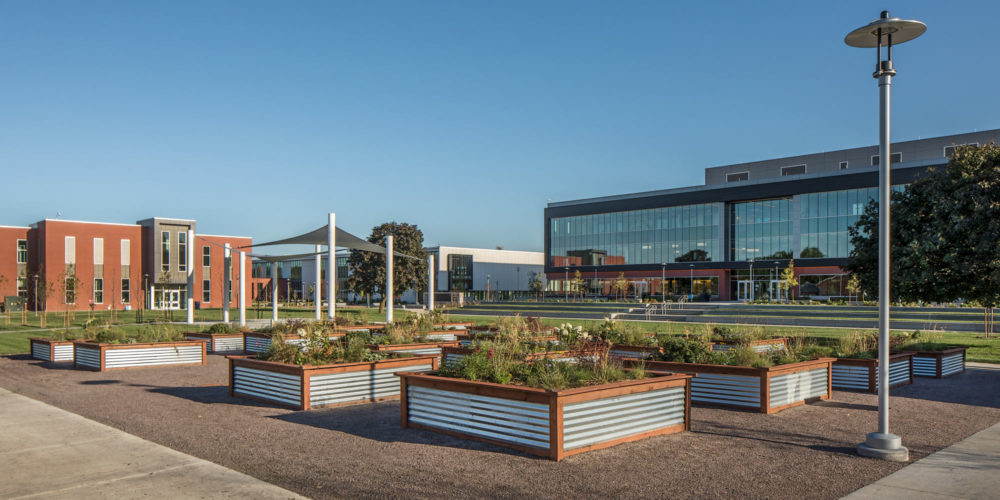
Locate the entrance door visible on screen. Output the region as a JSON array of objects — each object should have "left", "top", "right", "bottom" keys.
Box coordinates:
[
  {"left": 737, "top": 280, "right": 752, "bottom": 301},
  {"left": 166, "top": 290, "right": 181, "bottom": 310},
  {"left": 770, "top": 280, "right": 782, "bottom": 301}
]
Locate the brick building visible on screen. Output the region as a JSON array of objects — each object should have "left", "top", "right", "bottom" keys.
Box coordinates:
[{"left": 0, "top": 217, "right": 252, "bottom": 313}]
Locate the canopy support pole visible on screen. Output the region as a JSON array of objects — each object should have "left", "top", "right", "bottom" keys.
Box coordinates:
[
  {"left": 427, "top": 254, "right": 435, "bottom": 311},
  {"left": 223, "top": 243, "right": 231, "bottom": 323},
  {"left": 238, "top": 251, "right": 246, "bottom": 327},
  {"left": 386, "top": 235, "right": 393, "bottom": 323},
  {"left": 315, "top": 244, "right": 322, "bottom": 321},
  {"left": 327, "top": 213, "right": 336, "bottom": 320},
  {"left": 186, "top": 229, "right": 195, "bottom": 324},
  {"left": 271, "top": 261, "right": 278, "bottom": 322}
]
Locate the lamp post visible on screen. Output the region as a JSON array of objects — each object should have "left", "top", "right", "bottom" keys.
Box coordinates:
[
  {"left": 748, "top": 259, "right": 754, "bottom": 301},
  {"left": 661, "top": 263, "right": 667, "bottom": 303},
  {"left": 846, "top": 10, "right": 925, "bottom": 463},
  {"left": 563, "top": 267, "right": 569, "bottom": 301},
  {"left": 486, "top": 274, "right": 491, "bottom": 302},
  {"left": 689, "top": 264, "right": 694, "bottom": 301},
  {"left": 774, "top": 261, "right": 779, "bottom": 301}
]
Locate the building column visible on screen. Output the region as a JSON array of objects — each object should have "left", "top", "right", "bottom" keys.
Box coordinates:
[
  {"left": 238, "top": 251, "right": 246, "bottom": 327},
  {"left": 427, "top": 254, "right": 435, "bottom": 311},
  {"left": 386, "top": 235, "right": 393, "bottom": 323},
  {"left": 315, "top": 244, "right": 322, "bottom": 321},
  {"left": 223, "top": 243, "right": 231, "bottom": 323},
  {"left": 186, "top": 229, "right": 195, "bottom": 324},
  {"left": 327, "top": 213, "right": 336, "bottom": 320},
  {"left": 271, "top": 261, "right": 279, "bottom": 322}
]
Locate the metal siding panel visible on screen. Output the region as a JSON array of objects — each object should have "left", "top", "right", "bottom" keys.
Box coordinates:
[
  {"left": 104, "top": 346, "right": 203, "bottom": 368},
  {"left": 769, "top": 367, "right": 828, "bottom": 408},
  {"left": 832, "top": 364, "right": 871, "bottom": 390},
  {"left": 232, "top": 366, "right": 302, "bottom": 406},
  {"left": 912, "top": 356, "right": 937, "bottom": 376},
  {"left": 53, "top": 344, "right": 75, "bottom": 362},
  {"left": 407, "top": 385, "right": 550, "bottom": 449},
  {"left": 562, "top": 387, "right": 686, "bottom": 450},
  {"left": 940, "top": 353, "right": 964, "bottom": 376},
  {"left": 31, "top": 342, "right": 51, "bottom": 361},
  {"left": 424, "top": 333, "right": 457, "bottom": 341},
  {"left": 684, "top": 372, "right": 761, "bottom": 407},
  {"left": 887, "top": 358, "right": 911, "bottom": 387},
  {"left": 75, "top": 346, "right": 101, "bottom": 368},
  {"left": 245, "top": 337, "right": 271, "bottom": 353},
  {"left": 213, "top": 337, "right": 244, "bottom": 352},
  {"left": 309, "top": 363, "right": 433, "bottom": 406}
]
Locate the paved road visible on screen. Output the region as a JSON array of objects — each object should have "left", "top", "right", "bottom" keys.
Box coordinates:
[{"left": 0, "top": 387, "right": 304, "bottom": 499}]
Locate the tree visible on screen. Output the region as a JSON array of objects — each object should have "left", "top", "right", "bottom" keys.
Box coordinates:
[
  {"left": 780, "top": 260, "right": 798, "bottom": 301},
  {"left": 571, "top": 270, "right": 585, "bottom": 301},
  {"left": 528, "top": 272, "right": 544, "bottom": 301},
  {"left": 846, "top": 274, "right": 861, "bottom": 304},
  {"left": 347, "top": 222, "right": 427, "bottom": 313},
  {"left": 0, "top": 274, "right": 8, "bottom": 325},
  {"left": 612, "top": 272, "right": 629, "bottom": 302},
  {"left": 845, "top": 143, "right": 1000, "bottom": 336}
]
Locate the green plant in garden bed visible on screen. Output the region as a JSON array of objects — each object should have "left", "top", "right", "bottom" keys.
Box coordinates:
[
  {"left": 655, "top": 336, "right": 831, "bottom": 368},
  {"left": 591, "top": 318, "right": 654, "bottom": 346},
  {"left": 257, "top": 331, "right": 389, "bottom": 365},
  {"left": 207, "top": 323, "right": 239, "bottom": 334},
  {"left": 90, "top": 325, "right": 187, "bottom": 344},
  {"left": 438, "top": 339, "right": 647, "bottom": 390}
]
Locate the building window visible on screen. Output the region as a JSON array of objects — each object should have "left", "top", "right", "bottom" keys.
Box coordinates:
[
  {"left": 121, "top": 278, "right": 130, "bottom": 304},
  {"left": 447, "top": 254, "right": 473, "bottom": 291},
  {"left": 729, "top": 198, "right": 793, "bottom": 261},
  {"left": 780, "top": 165, "right": 806, "bottom": 176},
  {"left": 726, "top": 172, "right": 749, "bottom": 182},
  {"left": 202, "top": 246, "right": 211, "bottom": 267},
  {"left": 93, "top": 278, "right": 104, "bottom": 304},
  {"left": 161, "top": 231, "right": 170, "bottom": 272},
  {"left": 839, "top": 161, "right": 848, "bottom": 170},
  {"left": 944, "top": 143, "right": 978, "bottom": 158},
  {"left": 17, "top": 277, "right": 27, "bottom": 299},
  {"left": 64, "top": 267, "right": 77, "bottom": 304},
  {"left": 870, "top": 152, "right": 902, "bottom": 166},
  {"left": 16, "top": 239, "right": 28, "bottom": 263},
  {"left": 178, "top": 232, "right": 187, "bottom": 272},
  {"left": 203, "top": 279, "right": 211, "bottom": 303}
]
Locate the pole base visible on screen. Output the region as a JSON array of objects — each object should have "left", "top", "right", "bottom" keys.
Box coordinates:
[{"left": 857, "top": 432, "right": 909, "bottom": 462}]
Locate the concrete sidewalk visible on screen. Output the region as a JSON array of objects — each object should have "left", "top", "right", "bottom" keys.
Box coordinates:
[
  {"left": 0, "top": 387, "right": 305, "bottom": 499},
  {"left": 844, "top": 399, "right": 1000, "bottom": 498}
]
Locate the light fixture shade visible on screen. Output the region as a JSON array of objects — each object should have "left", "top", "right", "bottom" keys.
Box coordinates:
[{"left": 845, "top": 17, "right": 926, "bottom": 47}]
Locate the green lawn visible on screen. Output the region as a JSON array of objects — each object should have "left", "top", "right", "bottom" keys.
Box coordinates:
[{"left": 0, "top": 323, "right": 203, "bottom": 356}]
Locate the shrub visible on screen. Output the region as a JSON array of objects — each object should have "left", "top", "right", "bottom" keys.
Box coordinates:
[
  {"left": 657, "top": 337, "right": 711, "bottom": 363},
  {"left": 207, "top": 323, "right": 238, "bottom": 334}
]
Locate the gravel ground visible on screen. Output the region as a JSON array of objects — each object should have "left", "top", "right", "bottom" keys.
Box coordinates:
[{"left": 2, "top": 355, "right": 998, "bottom": 500}]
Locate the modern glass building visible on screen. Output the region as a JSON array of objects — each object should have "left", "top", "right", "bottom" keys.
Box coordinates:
[{"left": 544, "top": 129, "right": 999, "bottom": 300}]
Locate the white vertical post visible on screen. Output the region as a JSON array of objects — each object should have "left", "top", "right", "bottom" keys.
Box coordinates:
[
  {"left": 427, "top": 254, "right": 435, "bottom": 311},
  {"left": 271, "top": 261, "right": 279, "bottom": 322},
  {"left": 386, "top": 235, "right": 394, "bottom": 323},
  {"left": 150, "top": 284, "right": 156, "bottom": 310},
  {"left": 315, "top": 244, "right": 322, "bottom": 321},
  {"left": 238, "top": 251, "right": 246, "bottom": 327},
  {"left": 327, "top": 213, "right": 336, "bottom": 320},
  {"left": 186, "top": 229, "right": 195, "bottom": 324},
  {"left": 223, "top": 244, "right": 231, "bottom": 323}
]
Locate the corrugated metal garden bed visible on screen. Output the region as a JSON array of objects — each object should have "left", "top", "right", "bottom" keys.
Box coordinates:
[
  {"left": 707, "top": 337, "right": 788, "bottom": 353},
  {"left": 832, "top": 352, "right": 914, "bottom": 392},
  {"left": 228, "top": 354, "right": 439, "bottom": 410},
  {"left": 899, "top": 347, "right": 967, "bottom": 378},
  {"left": 398, "top": 370, "right": 692, "bottom": 461},
  {"left": 184, "top": 332, "right": 245, "bottom": 353},
  {"left": 242, "top": 331, "right": 345, "bottom": 354},
  {"left": 626, "top": 357, "right": 833, "bottom": 414},
  {"left": 74, "top": 340, "right": 207, "bottom": 372},
  {"left": 30, "top": 338, "right": 77, "bottom": 363}
]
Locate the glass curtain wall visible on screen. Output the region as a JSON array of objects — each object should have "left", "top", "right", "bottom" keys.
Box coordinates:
[
  {"left": 549, "top": 203, "right": 719, "bottom": 267},
  {"left": 730, "top": 198, "right": 793, "bottom": 261},
  {"left": 799, "top": 188, "right": 875, "bottom": 258}
]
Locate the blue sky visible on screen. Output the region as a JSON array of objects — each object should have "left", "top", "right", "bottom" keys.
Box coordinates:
[{"left": 2, "top": 1, "right": 998, "bottom": 252}]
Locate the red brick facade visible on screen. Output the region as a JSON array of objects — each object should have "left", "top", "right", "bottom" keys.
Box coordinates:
[{"left": 1, "top": 219, "right": 252, "bottom": 312}]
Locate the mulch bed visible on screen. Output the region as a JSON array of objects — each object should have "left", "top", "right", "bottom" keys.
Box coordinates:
[{"left": 2, "top": 354, "right": 998, "bottom": 499}]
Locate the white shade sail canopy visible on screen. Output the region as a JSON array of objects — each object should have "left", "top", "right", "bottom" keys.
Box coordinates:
[{"left": 243, "top": 225, "right": 419, "bottom": 260}]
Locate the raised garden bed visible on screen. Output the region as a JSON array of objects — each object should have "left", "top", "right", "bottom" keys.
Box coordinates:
[
  {"left": 185, "top": 332, "right": 244, "bottom": 353},
  {"left": 398, "top": 370, "right": 691, "bottom": 461},
  {"left": 708, "top": 338, "right": 788, "bottom": 353},
  {"left": 243, "top": 331, "right": 345, "bottom": 354},
  {"left": 434, "top": 322, "right": 474, "bottom": 330},
  {"left": 441, "top": 346, "right": 575, "bottom": 367},
  {"left": 74, "top": 340, "right": 207, "bottom": 372},
  {"left": 832, "top": 352, "right": 915, "bottom": 392},
  {"left": 336, "top": 324, "right": 386, "bottom": 333},
  {"left": 628, "top": 358, "right": 833, "bottom": 414},
  {"left": 367, "top": 341, "right": 461, "bottom": 357},
  {"left": 30, "top": 338, "right": 76, "bottom": 363},
  {"left": 609, "top": 344, "right": 663, "bottom": 360},
  {"left": 902, "top": 347, "right": 967, "bottom": 378},
  {"left": 229, "top": 355, "right": 439, "bottom": 410},
  {"left": 455, "top": 332, "right": 559, "bottom": 347}
]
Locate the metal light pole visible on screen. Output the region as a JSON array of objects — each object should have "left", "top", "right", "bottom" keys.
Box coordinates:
[
  {"left": 846, "top": 10, "right": 925, "bottom": 463},
  {"left": 661, "top": 263, "right": 667, "bottom": 303},
  {"left": 689, "top": 264, "right": 694, "bottom": 301},
  {"left": 748, "top": 259, "right": 754, "bottom": 301},
  {"left": 563, "top": 267, "right": 569, "bottom": 301},
  {"left": 774, "top": 262, "right": 779, "bottom": 301}
]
